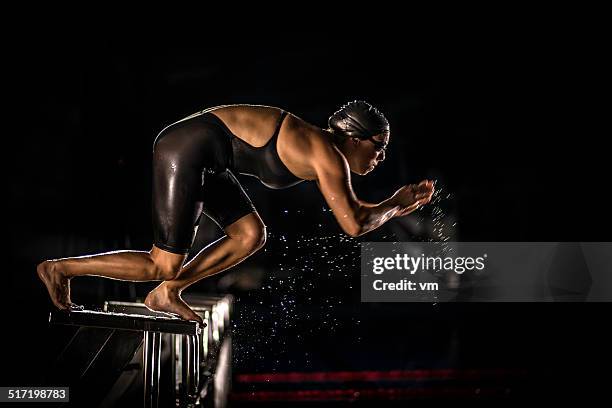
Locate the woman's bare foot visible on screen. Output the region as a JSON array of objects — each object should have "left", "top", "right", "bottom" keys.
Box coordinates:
[
  {"left": 36, "top": 260, "right": 71, "bottom": 310},
  {"left": 144, "top": 284, "right": 203, "bottom": 324}
]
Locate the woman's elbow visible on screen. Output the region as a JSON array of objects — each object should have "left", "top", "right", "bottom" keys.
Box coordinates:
[
  {"left": 344, "top": 222, "right": 362, "bottom": 238},
  {"left": 339, "top": 209, "right": 365, "bottom": 237}
]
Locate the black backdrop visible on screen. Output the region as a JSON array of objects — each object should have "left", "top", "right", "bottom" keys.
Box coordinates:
[{"left": 5, "top": 28, "right": 610, "bottom": 403}]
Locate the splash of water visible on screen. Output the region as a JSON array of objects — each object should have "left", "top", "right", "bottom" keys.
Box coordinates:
[{"left": 233, "top": 183, "right": 457, "bottom": 368}]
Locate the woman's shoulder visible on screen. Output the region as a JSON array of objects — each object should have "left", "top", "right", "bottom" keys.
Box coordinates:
[
  {"left": 284, "top": 114, "right": 346, "bottom": 167},
  {"left": 283, "top": 113, "right": 331, "bottom": 149}
]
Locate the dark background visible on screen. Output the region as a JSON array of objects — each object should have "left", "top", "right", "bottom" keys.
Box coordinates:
[{"left": 6, "top": 27, "right": 610, "bottom": 403}]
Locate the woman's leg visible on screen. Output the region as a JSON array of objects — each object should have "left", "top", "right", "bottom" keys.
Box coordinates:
[
  {"left": 144, "top": 168, "right": 262, "bottom": 320},
  {"left": 145, "top": 212, "right": 265, "bottom": 320},
  {"left": 37, "top": 115, "right": 213, "bottom": 312},
  {"left": 37, "top": 245, "right": 187, "bottom": 310}
]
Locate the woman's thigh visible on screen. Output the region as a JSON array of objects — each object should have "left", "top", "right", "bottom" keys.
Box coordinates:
[
  {"left": 151, "top": 116, "right": 231, "bottom": 254},
  {"left": 200, "top": 169, "right": 258, "bottom": 230}
]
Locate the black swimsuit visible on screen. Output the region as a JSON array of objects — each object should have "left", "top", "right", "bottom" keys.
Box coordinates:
[
  {"left": 151, "top": 109, "right": 303, "bottom": 254},
  {"left": 231, "top": 111, "right": 303, "bottom": 189}
]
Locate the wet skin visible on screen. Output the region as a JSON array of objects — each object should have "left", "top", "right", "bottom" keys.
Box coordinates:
[{"left": 36, "top": 105, "right": 434, "bottom": 322}]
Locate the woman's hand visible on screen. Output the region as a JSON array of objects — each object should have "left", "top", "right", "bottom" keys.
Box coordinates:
[{"left": 390, "top": 180, "right": 435, "bottom": 217}]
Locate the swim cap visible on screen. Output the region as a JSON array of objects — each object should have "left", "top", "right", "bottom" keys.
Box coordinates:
[{"left": 328, "top": 100, "right": 389, "bottom": 139}]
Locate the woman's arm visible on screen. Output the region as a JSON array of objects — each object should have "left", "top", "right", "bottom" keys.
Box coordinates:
[
  {"left": 355, "top": 197, "right": 404, "bottom": 236},
  {"left": 311, "top": 138, "right": 404, "bottom": 237}
]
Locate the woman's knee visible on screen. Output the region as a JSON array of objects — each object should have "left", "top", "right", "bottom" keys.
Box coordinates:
[
  {"left": 237, "top": 224, "right": 267, "bottom": 253},
  {"left": 149, "top": 246, "right": 186, "bottom": 280},
  {"left": 225, "top": 213, "right": 267, "bottom": 253}
]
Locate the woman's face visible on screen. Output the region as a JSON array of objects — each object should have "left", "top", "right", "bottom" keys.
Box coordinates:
[{"left": 349, "top": 133, "right": 389, "bottom": 175}]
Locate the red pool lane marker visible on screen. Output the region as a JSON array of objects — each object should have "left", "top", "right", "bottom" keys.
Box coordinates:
[
  {"left": 230, "top": 386, "right": 510, "bottom": 402},
  {"left": 236, "top": 368, "right": 527, "bottom": 383}
]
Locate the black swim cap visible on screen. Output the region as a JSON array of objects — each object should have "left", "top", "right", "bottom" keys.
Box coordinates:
[{"left": 328, "top": 100, "right": 389, "bottom": 139}]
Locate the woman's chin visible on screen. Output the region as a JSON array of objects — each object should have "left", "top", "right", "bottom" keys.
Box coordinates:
[{"left": 354, "top": 165, "right": 375, "bottom": 175}]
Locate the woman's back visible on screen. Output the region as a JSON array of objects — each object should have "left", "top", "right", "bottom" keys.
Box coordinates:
[
  {"left": 204, "top": 104, "right": 320, "bottom": 181},
  {"left": 207, "top": 104, "right": 286, "bottom": 148}
]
